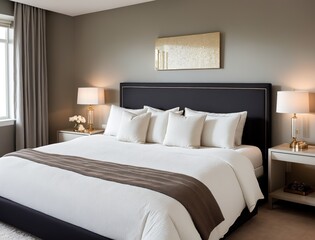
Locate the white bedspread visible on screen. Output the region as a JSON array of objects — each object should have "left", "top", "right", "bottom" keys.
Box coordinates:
[{"left": 0, "top": 135, "right": 263, "bottom": 240}]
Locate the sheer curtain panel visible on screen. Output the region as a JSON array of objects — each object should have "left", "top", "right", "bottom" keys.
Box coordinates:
[{"left": 14, "top": 3, "right": 48, "bottom": 149}]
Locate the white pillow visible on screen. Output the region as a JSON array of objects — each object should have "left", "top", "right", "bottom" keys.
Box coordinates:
[
  {"left": 163, "top": 112, "right": 206, "bottom": 148},
  {"left": 185, "top": 108, "right": 247, "bottom": 146},
  {"left": 144, "top": 106, "right": 180, "bottom": 112},
  {"left": 105, "top": 105, "right": 147, "bottom": 136},
  {"left": 116, "top": 111, "right": 151, "bottom": 143},
  {"left": 145, "top": 107, "right": 183, "bottom": 144},
  {"left": 202, "top": 115, "right": 240, "bottom": 148},
  {"left": 185, "top": 108, "right": 241, "bottom": 148}
]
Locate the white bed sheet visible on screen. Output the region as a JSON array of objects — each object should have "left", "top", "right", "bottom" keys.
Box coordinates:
[
  {"left": 0, "top": 135, "right": 263, "bottom": 240},
  {"left": 234, "top": 145, "right": 263, "bottom": 178}
]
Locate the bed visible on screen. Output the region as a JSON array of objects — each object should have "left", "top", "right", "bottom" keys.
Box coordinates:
[{"left": 0, "top": 82, "right": 271, "bottom": 240}]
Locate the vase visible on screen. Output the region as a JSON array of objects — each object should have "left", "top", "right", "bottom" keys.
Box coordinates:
[
  {"left": 73, "top": 123, "right": 78, "bottom": 131},
  {"left": 73, "top": 123, "right": 85, "bottom": 132}
]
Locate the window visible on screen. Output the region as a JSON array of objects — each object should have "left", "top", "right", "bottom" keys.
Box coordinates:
[{"left": 0, "top": 15, "right": 13, "bottom": 120}]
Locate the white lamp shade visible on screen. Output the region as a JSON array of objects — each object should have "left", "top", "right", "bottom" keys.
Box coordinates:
[
  {"left": 77, "top": 87, "right": 105, "bottom": 105},
  {"left": 276, "top": 91, "right": 309, "bottom": 114}
]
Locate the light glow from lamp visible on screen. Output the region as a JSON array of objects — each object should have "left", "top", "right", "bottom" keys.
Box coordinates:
[
  {"left": 276, "top": 91, "right": 309, "bottom": 149},
  {"left": 77, "top": 87, "right": 105, "bottom": 132}
]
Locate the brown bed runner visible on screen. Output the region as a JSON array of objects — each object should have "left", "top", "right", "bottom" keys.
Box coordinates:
[{"left": 6, "top": 149, "right": 224, "bottom": 240}]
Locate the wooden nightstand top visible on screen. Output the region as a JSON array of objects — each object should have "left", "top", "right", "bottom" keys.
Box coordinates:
[
  {"left": 270, "top": 144, "right": 315, "bottom": 157},
  {"left": 57, "top": 129, "right": 104, "bottom": 143},
  {"left": 58, "top": 129, "right": 104, "bottom": 135}
]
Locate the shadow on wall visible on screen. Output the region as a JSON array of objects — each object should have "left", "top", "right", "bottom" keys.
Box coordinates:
[
  {"left": 310, "top": 93, "right": 315, "bottom": 113},
  {"left": 105, "top": 88, "right": 118, "bottom": 105}
]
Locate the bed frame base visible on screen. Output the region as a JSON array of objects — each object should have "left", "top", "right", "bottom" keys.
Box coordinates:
[
  {"left": 223, "top": 205, "right": 258, "bottom": 239},
  {"left": 0, "top": 196, "right": 257, "bottom": 240},
  {"left": 0, "top": 196, "right": 110, "bottom": 240}
]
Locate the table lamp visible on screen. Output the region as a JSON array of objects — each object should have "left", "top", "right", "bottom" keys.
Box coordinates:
[
  {"left": 77, "top": 87, "right": 105, "bottom": 132},
  {"left": 276, "top": 91, "right": 309, "bottom": 150}
]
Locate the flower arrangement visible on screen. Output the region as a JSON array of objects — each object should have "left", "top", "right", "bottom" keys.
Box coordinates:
[
  {"left": 69, "top": 115, "right": 86, "bottom": 132},
  {"left": 69, "top": 115, "right": 86, "bottom": 124}
]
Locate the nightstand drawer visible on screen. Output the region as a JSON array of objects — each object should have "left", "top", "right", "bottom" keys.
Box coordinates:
[
  {"left": 58, "top": 132, "right": 82, "bottom": 142},
  {"left": 57, "top": 129, "right": 104, "bottom": 143},
  {"left": 271, "top": 152, "right": 315, "bottom": 165}
]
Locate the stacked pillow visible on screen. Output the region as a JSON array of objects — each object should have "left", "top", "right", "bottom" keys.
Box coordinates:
[
  {"left": 163, "top": 112, "right": 206, "bottom": 148},
  {"left": 116, "top": 111, "right": 151, "bottom": 143},
  {"left": 144, "top": 106, "right": 182, "bottom": 144},
  {"left": 185, "top": 108, "right": 246, "bottom": 149},
  {"left": 105, "top": 105, "right": 182, "bottom": 144},
  {"left": 105, "top": 105, "right": 147, "bottom": 136},
  {"left": 104, "top": 105, "right": 247, "bottom": 149},
  {"left": 184, "top": 108, "right": 247, "bottom": 147}
]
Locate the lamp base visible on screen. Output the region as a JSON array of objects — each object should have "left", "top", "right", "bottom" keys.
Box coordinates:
[
  {"left": 87, "top": 105, "right": 94, "bottom": 133},
  {"left": 290, "top": 139, "right": 308, "bottom": 151},
  {"left": 86, "top": 124, "right": 94, "bottom": 133}
]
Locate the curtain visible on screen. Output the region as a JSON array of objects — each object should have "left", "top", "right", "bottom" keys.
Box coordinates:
[{"left": 14, "top": 3, "right": 48, "bottom": 150}]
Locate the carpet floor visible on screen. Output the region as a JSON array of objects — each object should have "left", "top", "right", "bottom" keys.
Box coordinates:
[
  {"left": 1, "top": 202, "right": 315, "bottom": 239},
  {"left": 0, "top": 221, "right": 38, "bottom": 240},
  {"left": 226, "top": 202, "right": 315, "bottom": 240}
]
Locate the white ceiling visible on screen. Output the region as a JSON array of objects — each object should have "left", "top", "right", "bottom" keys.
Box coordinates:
[{"left": 10, "top": 0, "right": 155, "bottom": 16}]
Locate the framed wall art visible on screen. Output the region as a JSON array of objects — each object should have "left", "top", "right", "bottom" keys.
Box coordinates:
[{"left": 155, "top": 32, "right": 220, "bottom": 70}]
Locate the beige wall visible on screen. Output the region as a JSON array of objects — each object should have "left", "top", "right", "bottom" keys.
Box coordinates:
[
  {"left": 65, "top": 0, "right": 315, "bottom": 146},
  {"left": 1, "top": 0, "right": 315, "bottom": 148},
  {"left": 1, "top": 0, "right": 315, "bottom": 146},
  {"left": 46, "top": 12, "right": 75, "bottom": 143},
  {"left": 0, "top": 125, "right": 15, "bottom": 156},
  {"left": 0, "top": 0, "right": 13, "bottom": 15}
]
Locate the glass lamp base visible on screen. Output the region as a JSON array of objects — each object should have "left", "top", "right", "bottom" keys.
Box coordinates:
[
  {"left": 87, "top": 124, "right": 94, "bottom": 133},
  {"left": 87, "top": 105, "right": 94, "bottom": 133}
]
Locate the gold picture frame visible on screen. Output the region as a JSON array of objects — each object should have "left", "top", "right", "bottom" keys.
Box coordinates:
[{"left": 155, "top": 32, "right": 220, "bottom": 70}]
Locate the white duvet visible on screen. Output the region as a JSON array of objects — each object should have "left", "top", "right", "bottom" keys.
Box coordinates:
[{"left": 0, "top": 135, "right": 263, "bottom": 240}]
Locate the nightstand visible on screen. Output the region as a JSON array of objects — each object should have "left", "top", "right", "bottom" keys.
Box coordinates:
[
  {"left": 57, "top": 129, "right": 104, "bottom": 142},
  {"left": 268, "top": 144, "right": 315, "bottom": 208}
]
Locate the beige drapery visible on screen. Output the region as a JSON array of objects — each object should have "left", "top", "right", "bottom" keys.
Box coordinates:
[{"left": 14, "top": 3, "right": 48, "bottom": 149}]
